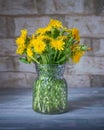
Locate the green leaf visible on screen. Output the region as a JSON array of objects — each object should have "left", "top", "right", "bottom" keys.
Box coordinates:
[
  {"left": 41, "top": 55, "right": 48, "bottom": 64},
  {"left": 80, "top": 45, "right": 88, "bottom": 51},
  {"left": 67, "top": 37, "right": 74, "bottom": 45},
  {"left": 51, "top": 28, "right": 60, "bottom": 39},
  {"left": 56, "top": 56, "right": 66, "bottom": 64},
  {"left": 19, "top": 57, "right": 29, "bottom": 64}
]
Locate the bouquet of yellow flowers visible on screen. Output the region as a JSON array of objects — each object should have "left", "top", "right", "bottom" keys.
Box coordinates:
[
  {"left": 16, "top": 19, "right": 89, "bottom": 64},
  {"left": 16, "top": 19, "right": 91, "bottom": 114}
]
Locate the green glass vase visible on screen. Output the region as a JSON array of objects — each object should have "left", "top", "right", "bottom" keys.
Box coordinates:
[{"left": 32, "top": 64, "right": 68, "bottom": 114}]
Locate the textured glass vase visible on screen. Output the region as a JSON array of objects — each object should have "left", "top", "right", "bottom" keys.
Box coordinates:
[{"left": 32, "top": 64, "right": 68, "bottom": 114}]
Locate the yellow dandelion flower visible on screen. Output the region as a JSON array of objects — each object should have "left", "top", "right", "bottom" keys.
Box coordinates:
[
  {"left": 71, "top": 28, "right": 80, "bottom": 41},
  {"left": 35, "top": 28, "right": 45, "bottom": 34},
  {"left": 16, "top": 36, "right": 26, "bottom": 55},
  {"left": 16, "top": 44, "right": 26, "bottom": 55},
  {"left": 33, "top": 40, "right": 46, "bottom": 54},
  {"left": 27, "top": 48, "right": 33, "bottom": 57},
  {"left": 31, "top": 34, "right": 36, "bottom": 39},
  {"left": 37, "top": 35, "right": 46, "bottom": 40},
  {"left": 30, "top": 38, "right": 37, "bottom": 46},
  {"left": 72, "top": 51, "right": 85, "bottom": 63},
  {"left": 44, "top": 36, "right": 52, "bottom": 41},
  {"left": 35, "top": 26, "right": 51, "bottom": 34},
  {"left": 51, "top": 39, "right": 65, "bottom": 51},
  {"left": 37, "top": 35, "right": 52, "bottom": 42},
  {"left": 21, "top": 29, "right": 28, "bottom": 38},
  {"left": 48, "top": 19, "right": 63, "bottom": 28},
  {"left": 16, "top": 37, "right": 25, "bottom": 45}
]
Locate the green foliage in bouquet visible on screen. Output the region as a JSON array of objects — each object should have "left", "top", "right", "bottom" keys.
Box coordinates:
[{"left": 16, "top": 19, "right": 90, "bottom": 64}]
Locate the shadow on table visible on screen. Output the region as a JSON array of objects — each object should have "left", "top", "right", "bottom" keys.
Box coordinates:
[{"left": 68, "top": 94, "right": 104, "bottom": 112}]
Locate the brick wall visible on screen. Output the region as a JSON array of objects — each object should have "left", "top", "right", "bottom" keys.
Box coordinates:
[{"left": 0, "top": 0, "right": 104, "bottom": 88}]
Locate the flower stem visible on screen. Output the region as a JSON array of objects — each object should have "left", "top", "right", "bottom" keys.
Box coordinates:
[{"left": 31, "top": 56, "right": 40, "bottom": 64}]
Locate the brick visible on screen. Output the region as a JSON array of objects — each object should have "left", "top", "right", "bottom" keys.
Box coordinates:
[
  {"left": 93, "top": 39, "right": 104, "bottom": 56},
  {"left": 7, "top": 17, "right": 15, "bottom": 37},
  {"left": 53, "top": 0, "right": 84, "bottom": 14},
  {"left": 37, "top": 0, "right": 94, "bottom": 14},
  {"left": 94, "top": 0, "right": 104, "bottom": 15},
  {"left": 0, "top": 17, "right": 7, "bottom": 37},
  {"left": 83, "top": 0, "right": 94, "bottom": 13},
  {"left": 92, "top": 39, "right": 100, "bottom": 56},
  {"left": 64, "top": 74, "right": 90, "bottom": 87},
  {"left": 67, "top": 56, "right": 104, "bottom": 75},
  {"left": 0, "top": 39, "right": 16, "bottom": 56},
  {"left": 81, "top": 38, "right": 104, "bottom": 57},
  {"left": 15, "top": 17, "right": 50, "bottom": 36},
  {"left": 65, "top": 16, "right": 104, "bottom": 38},
  {"left": 81, "top": 38, "right": 104, "bottom": 56},
  {"left": 0, "top": 57, "right": 36, "bottom": 73},
  {"left": 36, "top": 0, "right": 55, "bottom": 14},
  {"left": 0, "top": 0, "right": 37, "bottom": 15},
  {"left": 91, "top": 75, "right": 104, "bottom": 87},
  {"left": 0, "top": 72, "right": 36, "bottom": 88}
]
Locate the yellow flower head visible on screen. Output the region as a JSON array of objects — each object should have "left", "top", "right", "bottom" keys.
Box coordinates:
[
  {"left": 31, "top": 34, "right": 35, "bottom": 39},
  {"left": 71, "top": 28, "right": 80, "bottom": 41},
  {"left": 16, "top": 44, "right": 26, "bottom": 55},
  {"left": 35, "top": 26, "right": 51, "bottom": 34},
  {"left": 30, "top": 38, "right": 37, "bottom": 46},
  {"left": 32, "top": 40, "right": 46, "bottom": 54},
  {"left": 16, "top": 37, "right": 25, "bottom": 45},
  {"left": 71, "top": 44, "right": 85, "bottom": 63},
  {"left": 27, "top": 48, "right": 33, "bottom": 57},
  {"left": 21, "top": 29, "right": 28, "bottom": 38},
  {"left": 48, "top": 19, "right": 63, "bottom": 28},
  {"left": 16, "top": 36, "right": 26, "bottom": 55},
  {"left": 72, "top": 51, "right": 85, "bottom": 63},
  {"left": 51, "top": 39, "right": 65, "bottom": 51}
]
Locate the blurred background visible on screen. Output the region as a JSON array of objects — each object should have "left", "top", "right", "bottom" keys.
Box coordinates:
[{"left": 0, "top": 0, "right": 104, "bottom": 88}]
